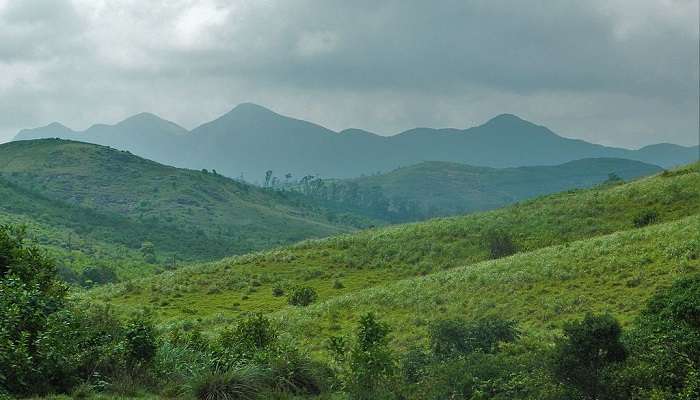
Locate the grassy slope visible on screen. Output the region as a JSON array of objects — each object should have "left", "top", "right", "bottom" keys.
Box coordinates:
[
  {"left": 349, "top": 158, "right": 662, "bottom": 217},
  {"left": 0, "top": 177, "right": 156, "bottom": 279},
  {"left": 0, "top": 139, "right": 348, "bottom": 264},
  {"left": 281, "top": 214, "right": 699, "bottom": 352},
  {"left": 89, "top": 162, "right": 700, "bottom": 327}
]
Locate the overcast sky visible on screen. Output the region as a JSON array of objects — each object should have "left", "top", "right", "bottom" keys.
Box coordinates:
[{"left": 1, "top": 0, "right": 698, "bottom": 148}]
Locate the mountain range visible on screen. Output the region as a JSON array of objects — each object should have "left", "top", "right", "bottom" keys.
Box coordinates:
[{"left": 15, "top": 103, "right": 698, "bottom": 180}]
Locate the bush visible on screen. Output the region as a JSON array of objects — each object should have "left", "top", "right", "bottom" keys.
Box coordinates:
[
  {"left": 330, "top": 313, "right": 397, "bottom": 399},
  {"left": 333, "top": 279, "right": 345, "bottom": 289},
  {"left": 429, "top": 316, "right": 519, "bottom": 359},
  {"left": 189, "top": 366, "right": 267, "bottom": 400},
  {"left": 633, "top": 210, "right": 658, "bottom": 228},
  {"left": 80, "top": 265, "right": 118, "bottom": 287},
  {"left": 484, "top": 230, "right": 517, "bottom": 259},
  {"left": 271, "top": 284, "right": 284, "bottom": 297},
  {"left": 288, "top": 286, "right": 318, "bottom": 306},
  {"left": 124, "top": 312, "right": 157, "bottom": 367},
  {"left": 552, "top": 313, "right": 626, "bottom": 399},
  {"left": 219, "top": 313, "right": 277, "bottom": 353},
  {"left": 0, "top": 225, "right": 69, "bottom": 395}
]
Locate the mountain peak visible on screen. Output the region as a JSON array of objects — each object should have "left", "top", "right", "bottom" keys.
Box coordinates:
[
  {"left": 485, "top": 113, "right": 527, "bottom": 126},
  {"left": 229, "top": 102, "right": 278, "bottom": 116}
]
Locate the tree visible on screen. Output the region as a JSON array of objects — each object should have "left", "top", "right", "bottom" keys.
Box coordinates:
[
  {"left": 0, "top": 225, "right": 68, "bottom": 395},
  {"left": 484, "top": 229, "right": 517, "bottom": 259},
  {"left": 429, "top": 316, "right": 519, "bottom": 359},
  {"left": 552, "top": 313, "right": 627, "bottom": 399},
  {"left": 264, "top": 170, "right": 273, "bottom": 188}
]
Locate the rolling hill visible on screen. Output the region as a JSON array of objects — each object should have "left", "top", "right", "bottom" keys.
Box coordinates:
[
  {"left": 315, "top": 157, "right": 662, "bottom": 220},
  {"left": 89, "top": 162, "right": 700, "bottom": 328},
  {"left": 15, "top": 103, "right": 698, "bottom": 180},
  {"left": 0, "top": 139, "right": 352, "bottom": 271}
]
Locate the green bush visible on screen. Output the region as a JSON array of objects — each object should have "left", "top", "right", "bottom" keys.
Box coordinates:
[
  {"left": 288, "top": 286, "right": 318, "bottom": 306},
  {"left": 552, "top": 313, "right": 626, "bottom": 399},
  {"left": 219, "top": 313, "right": 278, "bottom": 353},
  {"left": 124, "top": 312, "right": 157, "bottom": 367},
  {"left": 0, "top": 225, "right": 69, "bottom": 395},
  {"left": 189, "top": 366, "right": 267, "bottom": 400},
  {"left": 429, "top": 316, "right": 519, "bottom": 359},
  {"left": 633, "top": 210, "right": 658, "bottom": 228},
  {"left": 484, "top": 229, "right": 517, "bottom": 259}
]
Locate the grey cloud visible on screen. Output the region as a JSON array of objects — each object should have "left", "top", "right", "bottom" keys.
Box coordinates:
[{"left": 0, "top": 0, "right": 697, "bottom": 148}]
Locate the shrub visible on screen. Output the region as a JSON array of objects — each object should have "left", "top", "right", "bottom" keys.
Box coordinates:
[
  {"left": 429, "top": 316, "right": 519, "bottom": 359},
  {"left": 0, "top": 225, "right": 68, "bottom": 395},
  {"left": 484, "top": 230, "right": 517, "bottom": 259},
  {"left": 80, "top": 265, "right": 118, "bottom": 287},
  {"left": 288, "top": 286, "right": 318, "bottom": 306},
  {"left": 219, "top": 313, "right": 277, "bottom": 352},
  {"left": 271, "top": 284, "right": 284, "bottom": 297},
  {"left": 552, "top": 313, "right": 626, "bottom": 399},
  {"left": 633, "top": 210, "right": 658, "bottom": 228},
  {"left": 330, "top": 313, "right": 396, "bottom": 399},
  {"left": 189, "top": 366, "right": 267, "bottom": 400},
  {"left": 124, "top": 312, "right": 157, "bottom": 367},
  {"left": 333, "top": 279, "right": 345, "bottom": 289}
]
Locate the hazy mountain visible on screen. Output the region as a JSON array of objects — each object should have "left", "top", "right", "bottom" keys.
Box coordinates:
[
  {"left": 15, "top": 104, "right": 698, "bottom": 180},
  {"left": 0, "top": 138, "right": 349, "bottom": 262},
  {"left": 342, "top": 158, "right": 663, "bottom": 219}
]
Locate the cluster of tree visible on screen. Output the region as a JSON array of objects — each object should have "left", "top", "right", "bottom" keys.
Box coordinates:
[
  {"left": 260, "top": 170, "right": 425, "bottom": 223},
  {"left": 2, "top": 221, "right": 698, "bottom": 399}
]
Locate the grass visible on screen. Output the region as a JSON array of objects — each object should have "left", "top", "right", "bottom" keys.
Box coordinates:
[
  {"left": 86, "top": 162, "right": 700, "bottom": 328},
  {"left": 277, "top": 215, "right": 699, "bottom": 353}
]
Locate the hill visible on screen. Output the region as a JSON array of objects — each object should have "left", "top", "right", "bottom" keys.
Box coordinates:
[
  {"left": 15, "top": 104, "right": 698, "bottom": 179},
  {"left": 0, "top": 139, "right": 352, "bottom": 271},
  {"left": 89, "top": 162, "right": 700, "bottom": 327},
  {"left": 0, "top": 176, "right": 156, "bottom": 282},
  {"left": 304, "top": 158, "right": 662, "bottom": 221}
]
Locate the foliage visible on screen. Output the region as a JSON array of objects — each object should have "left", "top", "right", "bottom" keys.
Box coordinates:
[
  {"left": 189, "top": 366, "right": 267, "bottom": 400},
  {"left": 633, "top": 210, "right": 658, "bottom": 228},
  {"left": 287, "top": 286, "right": 318, "bottom": 306},
  {"left": 218, "top": 313, "right": 278, "bottom": 352},
  {"left": 552, "top": 313, "right": 627, "bottom": 399},
  {"left": 484, "top": 229, "right": 518, "bottom": 259},
  {"left": 124, "top": 312, "right": 158, "bottom": 367},
  {"left": 429, "top": 316, "right": 519, "bottom": 359},
  {"left": 0, "top": 224, "right": 68, "bottom": 395}
]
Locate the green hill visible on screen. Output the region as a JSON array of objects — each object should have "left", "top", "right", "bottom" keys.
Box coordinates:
[
  {"left": 278, "top": 214, "right": 699, "bottom": 349},
  {"left": 0, "top": 139, "right": 352, "bottom": 274},
  {"left": 305, "top": 157, "right": 662, "bottom": 221},
  {"left": 89, "top": 162, "right": 700, "bottom": 327}
]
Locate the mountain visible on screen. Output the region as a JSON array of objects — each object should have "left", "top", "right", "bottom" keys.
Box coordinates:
[
  {"left": 15, "top": 104, "right": 699, "bottom": 179},
  {"left": 91, "top": 161, "right": 700, "bottom": 324},
  {"left": 339, "top": 158, "right": 662, "bottom": 219},
  {"left": 0, "top": 139, "right": 350, "bottom": 267},
  {"left": 15, "top": 113, "right": 189, "bottom": 165}
]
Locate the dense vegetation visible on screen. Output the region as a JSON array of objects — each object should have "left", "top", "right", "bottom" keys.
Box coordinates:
[{"left": 1, "top": 216, "right": 698, "bottom": 399}]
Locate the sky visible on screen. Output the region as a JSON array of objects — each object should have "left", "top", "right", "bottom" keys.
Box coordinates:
[{"left": 0, "top": 0, "right": 698, "bottom": 148}]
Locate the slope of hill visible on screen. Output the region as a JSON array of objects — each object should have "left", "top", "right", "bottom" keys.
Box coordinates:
[
  {"left": 89, "top": 162, "right": 700, "bottom": 326},
  {"left": 0, "top": 139, "right": 351, "bottom": 265},
  {"left": 280, "top": 214, "right": 699, "bottom": 350},
  {"left": 0, "top": 176, "right": 155, "bottom": 281},
  {"left": 318, "top": 157, "right": 662, "bottom": 220},
  {"left": 15, "top": 104, "right": 698, "bottom": 179}
]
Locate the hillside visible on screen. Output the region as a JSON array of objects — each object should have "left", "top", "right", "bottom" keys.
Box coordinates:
[
  {"left": 0, "top": 139, "right": 351, "bottom": 268},
  {"left": 311, "top": 157, "right": 662, "bottom": 220},
  {"left": 89, "top": 162, "right": 700, "bottom": 326},
  {"left": 0, "top": 176, "right": 156, "bottom": 281},
  {"left": 15, "top": 104, "right": 698, "bottom": 179},
  {"left": 279, "top": 214, "right": 700, "bottom": 350}
]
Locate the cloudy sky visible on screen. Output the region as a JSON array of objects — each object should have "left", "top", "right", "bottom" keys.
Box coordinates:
[{"left": 1, "top": 0, "right": 698, "bottom": 148}]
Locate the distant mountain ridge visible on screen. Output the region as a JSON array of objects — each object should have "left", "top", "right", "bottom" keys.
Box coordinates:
[{"left": 15, "top": 103, "right": 698, "bottom": 179}]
